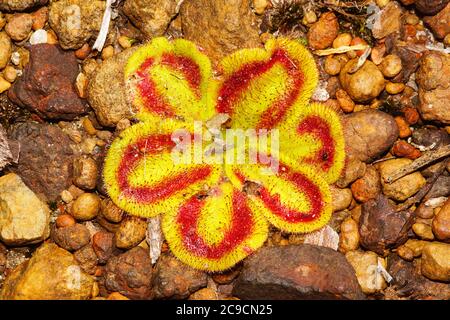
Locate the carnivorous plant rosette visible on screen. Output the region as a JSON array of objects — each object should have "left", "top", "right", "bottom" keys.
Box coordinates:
[{"left": 103, "top": 37, "right": 345, "bottom": 271}]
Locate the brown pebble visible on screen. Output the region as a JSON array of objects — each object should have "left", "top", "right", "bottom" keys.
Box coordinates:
[
  {"left": 350, "top": 166, "right": 381, "bottom": 203},
  {"left": 403, "top": 24, "right": 417, "bottom": 40},
  {"left": 189, "top": 288, "right": 218, "bottom": 300},
  {"left": 402, "top": 107, "right": 420, "bottom": 125},
  {"left": 324, "top": 55, "right": 341, "bottom": 75},
  {"left": 397, "top": 245, "right": 415, "bottom": 261},
  {"left": 75, "top": 73, "right": 88, "bottom": 99},
  {"left": 351, "top": 205, "right": 362, "bottom": 224},
  {"left": 336, "top": 89, "right": 355, "bottom": 113},
  {"left": 56, "top": 214, "right": 76, "bottom": 228},
  {"left": 332, "top": 33, "right": 352, "bottom": 48},
  {"left": 307, "top": 12, "right": 339, "bottom": 50},
  {"left": 394, "top": 116, "right": 412, "bottom": 138},
  {"left": 404, "top": 13, "right": 419, "bottom": 25},
  {"left": 73, "top": 156, "right": 98, "bottom": 190},
  {"left": 46, "top": 29, "right": 58, "bottom": 44},
  {"left": 100, "top": 198, "right": 124, "bottom": 223},
  {"left": 5, "top": 13, "right": 32, "bottom": 41},
  {"left": 101, "top": 45, "right": 114, "bottom": 60},
  {"left": 416, "top": 204, "right": 435, "bottom": 219},
  {"left": 31, "top": 7, "right": 48, "bottom": 31},
  {"left": 71, "top": 193, "right": 101, "bottom": 221},
  {"left": 68, "top": 184, "right": 84, "bottom": 199},
  {"left": 82, "top": 117, "right": 97, "bottom": 136},
  {"left": 118, "top": 35, "right": 133, "bottom": 49},
  {"left": 75, "top": 43, "right": 91, "bottom": 60},
  {"left": 432, "top": 199, "right": 450, "bottom": 241},
  {"left": 107, "top": 292, "right": 129, "bottom": 300},
  {"left": 338, "top": 217, "right": 360, "bottom": 253},
  {"left": 3, "top": 66, "right": 17, "bottom": 83},
  {"left": 412, "top": 223, "right": 435, "bottom": 240},
  {"left": 386, "top": 82, "right": 405, "bottom": 94},
  {"left": 392, "top": 140, "right": 421, "bottom": 159},
  {"left": 92, "top": 231, "right": 114, "bottom": 264},
  {"left": 370, "top": 44, "right": 385, "bottom": 65},
  {"left": 379, "top": 54, "right": 402, "bottom": 78}
]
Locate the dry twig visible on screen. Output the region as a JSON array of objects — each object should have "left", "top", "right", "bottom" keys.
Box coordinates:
[
  {"left": 395, "top": 159, "right": 448, "bottom": 212},
  {"left": 384, "top": 144, "right": 450, "bottom": 184}
]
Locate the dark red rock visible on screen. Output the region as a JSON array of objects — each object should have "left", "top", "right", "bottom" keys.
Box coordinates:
[
  {"left": 233, "top": 244, "right": 365, "bottom": 300},
  {"left": 8, "top": 44, "right": 88, "bottom": 120},
  {"left": 92, "top": 231, "right": 115, "bottom": 264},
  {"left": 359, "top": 195, "right": 412, "bottom": 256},
  {"left": 51, "top": 223, "right": 90, "bottom": 252},
  {"left": 415, "top": 0, "right": 449, "bottom": 15},
  {"left": 8, "top": 122, "right": 74, "bottom": 202},
  {"left": 152, "top": 253, "right": 207, "bottom": 299},
  {"left": 105, "top": 247, "right": 153, "bottom": 300},
  {"left": 387, "top": 254, "right": 450, "bottom": 299},
  {"left": 74, "top": 244, "right": 98, "bottom": 275}
]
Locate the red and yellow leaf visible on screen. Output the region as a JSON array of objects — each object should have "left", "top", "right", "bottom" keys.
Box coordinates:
[
  {"left": 209, "top": 38, "right": 318, "bottom": 130},
  {"left": 278, "top": 103, "right": 346, "bottom": 183},
  {"left": 162, "top": 182, "right": 268, "bottom": 271},
  {"left": 103, "top": 120, "right": 222, "bottom": 217},
  {"left": 226, "top": 162, "right": 332, "bottom": 233},
  {"left": 125, "top": 37, "right": 215, "bottom": 123}
]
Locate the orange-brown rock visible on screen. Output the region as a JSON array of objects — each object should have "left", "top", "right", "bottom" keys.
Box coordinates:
[
  {"left": 351, "top": 166, "right": 381, "bottom": 203},
  {"left": 392, "top": 140, "right": 422, "bottom": 159},
  {"left": 307, "top": 12, "right": 339, "bottom": 50}
]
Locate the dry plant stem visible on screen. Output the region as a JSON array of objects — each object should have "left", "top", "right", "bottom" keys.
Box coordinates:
[
  {"left": 348, "top": 47, "right": 371, "bottom": 73},
  {"left": 395, "top": 159, "right": 448, "bottom": 212},
  {"left": 385, "top": 144, "right": 450, "bottom": 184},
  {"left": 372, "top": 156, "right": 396, "bottom": 164},
  {"left": 314, "top": 44, "right": 368, "bottom": 56}
]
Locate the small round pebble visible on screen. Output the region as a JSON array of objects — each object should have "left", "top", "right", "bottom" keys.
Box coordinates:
[
  {"left": 3, "top": 66, "right": 17, "bottom": 83},
  {"left": 379, "top": 54, "right": 402, "bottom": 78},
  {"left": 56, "top": 214, "right": 76, "bottom": 228},
  {"left": 101, "top": 45, "right": 114, "bottom": 60},
  {"left": 324, "top": 55, "right": 341, "bottom": 75},
  {"left": 332, "top": 33, "right": 352, "bottom": 48},
  {"left": 71, "top": 192, "right": 101, "bottom": 221},
  {"left": 394, "top": 116, "right": 412, "bottom": 138},
  {"left": 386, "top": 82, "right": 405, "bottom": 94}
]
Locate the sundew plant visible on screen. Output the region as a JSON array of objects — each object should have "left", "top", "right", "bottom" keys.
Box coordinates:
[{"left": 103, "top": 37, "right": 345, "bottom": 271}]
